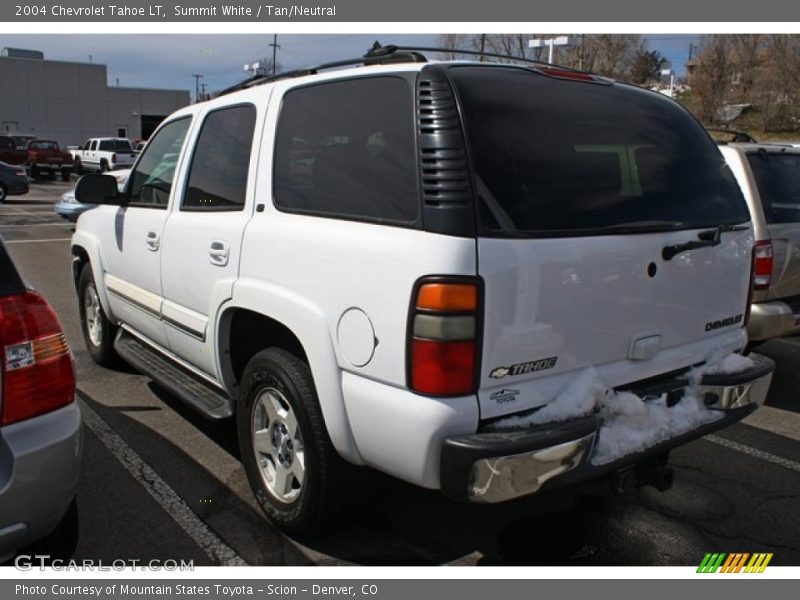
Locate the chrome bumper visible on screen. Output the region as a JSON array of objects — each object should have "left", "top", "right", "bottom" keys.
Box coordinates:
[
  {"left": 747, "top": 301, "right": 800, "bottom": 342},
  {"left": 441, "top": 354, "right": 775, "bottom": 504}
]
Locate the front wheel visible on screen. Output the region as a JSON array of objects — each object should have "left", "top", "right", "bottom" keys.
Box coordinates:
[
  {"left": 78, "top": 264, "right": 118, "bottom": 366},
  {"left": 237, "top": 348, "right": 345, "bottom": 538}
]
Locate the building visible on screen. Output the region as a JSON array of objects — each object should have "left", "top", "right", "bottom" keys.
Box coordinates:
[{"left": 0, "top": 48, "right": 190, "bottom": 147}]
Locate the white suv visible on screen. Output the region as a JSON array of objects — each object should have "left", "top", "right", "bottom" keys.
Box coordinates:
[{"left": 70, "top": 48, "right": 775, "bottom": 536}]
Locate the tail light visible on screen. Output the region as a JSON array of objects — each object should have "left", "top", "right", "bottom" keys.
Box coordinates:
[
  {"left": 0, "top": 291, "right": 74, "bottom": 425},
  {"left": 15, "top": 170, "right": 26, "bottom": 177},
  {"left": 408, "top": 278, "right": 481, "bottom": 396},
  {"left": 753, "top": 240, "right": 773, "bottom": 291},
  {"left": 111, "top": 153, "right": 117, "bottom": 163}
]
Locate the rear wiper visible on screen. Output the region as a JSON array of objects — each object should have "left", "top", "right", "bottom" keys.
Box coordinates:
[{"left": 662, "top": 224, "right": 749, "bottom": 261}]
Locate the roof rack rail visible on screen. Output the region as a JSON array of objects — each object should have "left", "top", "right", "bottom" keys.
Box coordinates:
[
  {"left": 218, "top": 47, "right": 427, "bottom": 96},
  {"left": 218, "top": 44, "right": 589, "bottom": 97},
  {"left": 369, "top": 44, "right": 585, "bottom": 72}
]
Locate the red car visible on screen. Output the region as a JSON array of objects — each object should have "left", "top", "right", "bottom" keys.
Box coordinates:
[{"left": 25, "top": 140, "right": 73, "bottom": 182}]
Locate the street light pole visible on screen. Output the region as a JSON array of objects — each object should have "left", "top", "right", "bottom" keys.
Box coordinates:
[{"left": 528, "top": 36, "right": 571, "bottom": 64}]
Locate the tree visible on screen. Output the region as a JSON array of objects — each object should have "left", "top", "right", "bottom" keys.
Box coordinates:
[
  {"left": 629, "top": 49, "right": 670, "bottom": 85},
  {"left": 687, "top": 35, "right": 733, "bottom": 124}
]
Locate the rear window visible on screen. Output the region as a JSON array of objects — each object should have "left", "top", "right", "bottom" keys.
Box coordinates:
[
  {"left": 29, "top": 141, "right": 59, "bottom": 150},
  {"left": 99, "top": 140, "right": 132, "bottom": 152},
  {"left": 450, "top": 66, "right": 749, "bottom": 236},
  {"left": 747, "top": 152, "right": 800, "bottom": 224}
]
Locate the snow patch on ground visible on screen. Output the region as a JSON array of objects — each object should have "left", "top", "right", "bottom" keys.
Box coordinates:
[{"left": 490, "top": 351, "right": 749, "bottom": 466}]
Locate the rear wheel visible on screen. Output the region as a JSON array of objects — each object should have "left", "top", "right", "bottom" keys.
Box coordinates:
[
  {"left": 78, "top": 263, "right": 118, "bottom": 366},
  {"left": 61, "top": 170, "right": 70, "bottom": 182},
  {"left": 30, "top": 165, "right": 40, "bottom": 180},
  {"left": 100, "top": 160, "right": 109, "bottom": 172},
  {"left": 237, "top": 348, "right": 346, "bottom": 538}
]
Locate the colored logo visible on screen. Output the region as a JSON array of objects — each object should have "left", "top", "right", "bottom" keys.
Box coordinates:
[{"left": 697, "top": 552, "right": 773, "bottom": 573}]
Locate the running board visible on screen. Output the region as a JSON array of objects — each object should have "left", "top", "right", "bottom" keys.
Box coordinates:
[{"left": 114, "top": 329, "right": 233, "bottom": 420}]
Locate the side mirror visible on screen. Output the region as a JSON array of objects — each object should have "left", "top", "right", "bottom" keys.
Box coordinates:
[{"left": 74, "top": 174, "right": 122, "bottom": 205}]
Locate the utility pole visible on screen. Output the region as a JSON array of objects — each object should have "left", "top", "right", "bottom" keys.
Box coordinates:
[
  {"left": 200, "top": 83, "right": 207, "bottom": 101},
  {"left": 269, "top": 34, "right": 280, "bottom": 76},
  {"left": 192, "top": 74, "right": 203, "bottom": 103},
  {"left": 529, "top": 36, "right": 571, "bottom": 64}
]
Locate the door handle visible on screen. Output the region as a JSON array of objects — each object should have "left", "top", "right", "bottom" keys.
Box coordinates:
[
  {"left": 209, "top": 240, "right": 230, "bottom": 266},
  {"left": 145, "top": 230, "right": 160, "bottom": 251}
]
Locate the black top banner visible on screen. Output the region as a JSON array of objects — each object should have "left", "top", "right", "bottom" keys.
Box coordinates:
[{"left": 2, "top": 0, "right": 800, "bottom": 22}]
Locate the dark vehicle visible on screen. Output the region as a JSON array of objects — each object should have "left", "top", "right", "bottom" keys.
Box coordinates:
[
  {"left": 9, "top": 134, "right": 37, "bottom": 149},
  {"left": 0, "top": 237, "right": 82, "bottom": 562},
  {"left": 0, "top": 136, "right": 27, "bottom": 167},
  {"left": 26, "top": 140, "right": 73, "bottom": 181},
  {"left": 0, "top": 161, "right": 30, "bottom": 203}
]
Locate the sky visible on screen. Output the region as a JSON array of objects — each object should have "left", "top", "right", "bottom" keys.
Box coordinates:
[{"left": 0, "top": 34, "right": 701, "bottom": 97}]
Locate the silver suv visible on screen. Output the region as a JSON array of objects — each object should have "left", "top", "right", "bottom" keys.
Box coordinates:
[
  {"left": 0, "top": 238, "right": 82, "bottom": 561},
  {"left": 720, "top": 143, "right": 800, "bottom": 342}
]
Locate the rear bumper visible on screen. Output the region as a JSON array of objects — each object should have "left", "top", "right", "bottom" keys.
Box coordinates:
[
  {"left": 3, "top": 179, "right": 29, "bottom": 195},
  {"left": 0, "top": 402, "right": 83, "bottom": 559},
  {"left": 747, "top": 300, "right": 800, "bottom": 341},
  {"left": 440, "top": 354, "right": 774, "bottom": 503}
]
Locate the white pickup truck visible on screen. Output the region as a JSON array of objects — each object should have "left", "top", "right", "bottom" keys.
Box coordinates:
[{"left": 71, "top": 138, "right": 136, "bottom": 174}]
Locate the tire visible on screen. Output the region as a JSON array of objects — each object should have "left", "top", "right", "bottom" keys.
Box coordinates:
[
  {"left": 74, "top": 157, "right": 83, "bottom": 175},
  {"left": 0, "top": 183, "right": 6, "bottom": 203},
  {"left": 78, "top": 263, "right": 118, "bottom": 366},
  {"left": 61, "top": 170, "right": 71, "bottom": 182},
  {"left": 237, "top": 348, "right": 346, "bottom": 538},
  {"left": 31, "top": 165, "right": 40, "bottom": 180},
  {"left": 100, "top": 160, "right": 109, "bottom": 172}
]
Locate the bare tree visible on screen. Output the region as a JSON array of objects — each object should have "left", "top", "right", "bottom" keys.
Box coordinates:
[{"left": 688, "top": 35, "right": 734, "bottom": 124}]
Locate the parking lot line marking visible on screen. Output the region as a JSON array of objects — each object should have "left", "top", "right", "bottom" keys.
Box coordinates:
[
  {"left": 706, "top": 434, "right": 800, "bottom": 473},
  {"left": 77, "top": 396, "right": 249, "bottom": 566},
  {"left": 3, "top": 237, "right": 71, "bottom": 244},
  {"left": 0, "top": 222, "right": 71, "bottom": 228},
  {"left": 0, "top": 207, "right": 51, "bottom": 220}
]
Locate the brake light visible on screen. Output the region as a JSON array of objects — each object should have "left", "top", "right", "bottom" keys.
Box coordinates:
[
  {"left": 534, "top": 66, "right": 598, "bottom": 82},
  {"left": 111, "top": 153, "right": 117, "bottom": 163},
  {"left": 753, "top": 240, "right": 773, "bottom": 291},
  {"left": 15, "top": 170, "right": 26, "bottom": 177},
  {"left": 0, "top": 291, "right": 74, "bottom": 425},
  {"left": 408, "top": 278, "right": 480, "bottom": 396}
]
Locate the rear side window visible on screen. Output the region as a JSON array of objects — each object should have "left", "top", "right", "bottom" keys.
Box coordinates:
[
  {"left": 747, "top": 152, "right": 800, "bottom": 224},
  {"left": 274, "top": 77, "right": 419, "bottom": 224},
  {"left": 450, "top": 66, "right": 749, "bottom": 236},
  {"left": 182, "top": 105, "right": 256, "bottom": 211}
]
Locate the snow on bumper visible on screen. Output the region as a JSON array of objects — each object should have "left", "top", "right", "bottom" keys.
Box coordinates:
[{"left": 440, "top": 353, "right": 775, "bottom": 503}]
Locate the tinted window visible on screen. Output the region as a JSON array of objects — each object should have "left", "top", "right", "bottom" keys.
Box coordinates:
[
  {"left": 29, "top": 141, "right": 59, "bottom": 150},
  {"left": 747, "top": 152, "right": 800, "bottom": 224},
  {"left": 89, "top": 141, "right": 97, "bottom": 151},
  {"left": 127, "top": 117, "right": 191, "bottom": 208},
  {"left": 182, "top": 105, "right": 256, "bottom": 211},
  {"left": 99, "top": 139, "right": 132, "bottom": 152},
  {"left": 450, "top": 66, "right": 749, "bottom": 236},
  {"left": 274, "top": 77, "right": 418, "bottom": 223}
]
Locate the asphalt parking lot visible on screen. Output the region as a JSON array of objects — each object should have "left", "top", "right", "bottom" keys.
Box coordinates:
[{"left": 3, "top": 180, "right": 800, "bottom": 567}]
